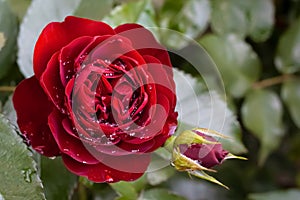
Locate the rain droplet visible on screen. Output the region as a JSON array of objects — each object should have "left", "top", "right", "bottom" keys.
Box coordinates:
[
  {"left": 49, "top": 156, "right": 56, "bottom": 160},
  {"left": 63, "top": 148, "right": 70, "bottom": 152},
  {"left": 21, "top": 168, "right": 34, "bottom": 183},
  {"left": 129, "top": 132, "right": 136, "bottom": 137},
  {"left": 105, "top": 175, "right": 114, "bottom": 182},
  {"left": 82, "top": 161, "right": 87, "bottom": 164}
]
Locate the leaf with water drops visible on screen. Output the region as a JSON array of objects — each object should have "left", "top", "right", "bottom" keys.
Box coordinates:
[{"left": 0, "top": 114, "right": 45, "bottom": 200}]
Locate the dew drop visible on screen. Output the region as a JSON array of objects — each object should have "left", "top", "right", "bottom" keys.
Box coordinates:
[
  {"left": 82, "top": 161, "right": 87, "bottom": 164},
  {"left": 129, "top": 132, "right": 136, "bottom": 137},
  {"left": 131, "top": 149, "right": 139, "bottom": 153},
  {"left": 105, "top": 175, "right": 114, "bottom": 182},
  {"left": 21, "top": 168, "right": 34, "bottom": 183},
  {"left": 63, "top": 148, "right": 70, "bottom": 152},
  {"left": 49, "top": 156, "right": 56, "bottom": 160}
]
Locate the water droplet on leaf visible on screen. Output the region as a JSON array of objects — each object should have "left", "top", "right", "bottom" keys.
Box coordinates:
[{"left": 21, "top": 168, "right": 34, "bottom": 183}]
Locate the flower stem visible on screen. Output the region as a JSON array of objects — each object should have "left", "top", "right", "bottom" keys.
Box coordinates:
[
  {"left": 252, "top": 74, "right": 297, "bottom": 89},
  {"left": 0, "top": 86, "right": 16, "bottom": 92}
]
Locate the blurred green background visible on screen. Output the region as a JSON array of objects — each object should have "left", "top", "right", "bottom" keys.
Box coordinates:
[{"left": 0, "top": 0, "right": 300, "bottom": 199}]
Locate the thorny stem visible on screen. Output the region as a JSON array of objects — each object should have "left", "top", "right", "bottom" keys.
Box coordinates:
[
  {"left": 252, "top": 74, "right": 297, "bottom": 89},
  {"left": 0, "top": 86, "right": 16, "bottom": 92}
]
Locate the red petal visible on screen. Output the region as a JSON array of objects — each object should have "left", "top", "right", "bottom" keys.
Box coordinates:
[
  {"left": 48, "top": 110, "right": 101, "bottom": 164},
  {"left": 59, "top": 36, "right": 95, "bottom": 86},
  {"left": 143, "top": 55, "right": 176, "bottom": 110},
  {"left": 13, "top": 76, "right": 60, "bottom": 157},
  {"left": 62, "top": 153, "right": 150, "bottom": 182},
  {"left": 114, "top": 24, "right": 172, "bottom": 67},
  {"left": 40, "top": 52, "right": 66, "bottom": 113},
  {"left": 34, "top": 16, "right": 115, "bottom": 79}
]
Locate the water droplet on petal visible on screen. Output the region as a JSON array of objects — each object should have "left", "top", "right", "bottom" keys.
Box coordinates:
[{"left": 105, "top": 175, "right": 114, "bottom": 182}]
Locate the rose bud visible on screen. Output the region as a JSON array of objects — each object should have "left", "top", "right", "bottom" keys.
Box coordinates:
[
  {"left": 171, "top": 128, "right": 246, "bottom": 189},
  {"left": 13, "top": 16, "right": 178, "bottom": 183}
]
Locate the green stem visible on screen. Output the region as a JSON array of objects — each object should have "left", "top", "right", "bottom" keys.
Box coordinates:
[{"left": 78, "top": 179, "right": 87, "bottom": 200}]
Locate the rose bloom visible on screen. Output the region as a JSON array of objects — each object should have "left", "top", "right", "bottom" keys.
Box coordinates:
[
  {"left": 179, "top": 130, "right": 229, "bottom": 168},
  {"left": 13, "top": 16, "right": 177, "bottom": 182}
]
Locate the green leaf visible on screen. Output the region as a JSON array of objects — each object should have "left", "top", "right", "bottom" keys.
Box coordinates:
[
  {"left": 275, "top": 17, "right": 300, "bottom": 74},
  {"left": 110, "top": 181, "right": 138, "bottom": 200},
  {"left": 241, "top": 89, "right": 284, "bottom": 164},
  {"left": 74, "top": 0, "right": 113, "bottom": 20},
  {"left": 211, "top": 0, "right": 248, "bottom": 38},
  {"left": 110, "top": 175, "right": 147, "bottom": 199},
  {"left": 247, "top": 0, "right": 274, "bottom": 42},
  {"left": 147, "top": 166, "right": 175, "bottom": 186},
  {"left": 248, "top": 189, "right": 300, "bottom": 200},
  {"left": 17, "top": 0, "right": 81, "bottom": 78},
  {"left": 138, "top": 188, "right": 186, "bottom": 200},
  {"left": 281, "top": 78, "right": 300, "bottom": 128},
  {"left": 158, "top": 0, "right": 210, "bottom": 48},
  {"left": 103, "top": 0, "right": 156, "bottom": 28},
  {"left": 4, "top": 0, "right": 32, "bottom": 20},
  {"left": 174, "top": 69, "right": 247, "bottom": 154},
  {"left": 0, "top": 114, "right": 45, "bottom": 200},
  {"left": 41, "top": 156, "right": 77, "bottom": 200},
  {"left": 210, "top": 0, "right": 274, "bottom": 42},
  {"left": 199, "top": 34, "right": 261, "bottom": 98},
  {"left": 2, "top": 95, "right": 17, "bottom": 127},
  {"left": 0, "top": 0, "right": 18, "bottom": 79}
]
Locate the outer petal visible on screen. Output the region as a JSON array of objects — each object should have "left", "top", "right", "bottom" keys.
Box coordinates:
[
  {"left": 114, "top": 24, "right": 172, "bottom": 67},
  {"left": 34, "top": 16, "right": 115, "bottom": 79},
  {"left": 48, "top": 110, "right": 100, "bottom": 164},
  {"left": 62, "top": 153, "right": 150, "bottom": 182},
  {"left": 40, "top": 52, "right": 66, "bottom": 112},
  {"left": 13, "top": 76, "right": 60, "bottom": 156}
]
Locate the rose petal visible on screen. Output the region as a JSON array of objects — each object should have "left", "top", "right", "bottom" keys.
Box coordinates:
[
  {"left": 114, "top": 24, "right": 171, "bottom": 67},
  {"left": 40, "top": 52, "right": 66, "bottom": 113},
  {"left": 34, "top": 16, "right": 115, "bottom": 79},
  {"left": 59, "top": 36, "right": 95, "bottom": 86},
  {"left": 13, "top": 76, "right": 60, "bottom": 156},
  {"left": 48, "top": 110, "right": 101, "bottom": 164},
  {"left": 62, "top": 153, "right": 150, "bottom": 182}
]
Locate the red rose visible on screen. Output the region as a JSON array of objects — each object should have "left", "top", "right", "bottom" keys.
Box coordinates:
[
  {"left": 13, "top": 16, "right": 178, "bottom": 182},
  {"left": 179, "top": 130, "right": 229, "bottom": 168}
]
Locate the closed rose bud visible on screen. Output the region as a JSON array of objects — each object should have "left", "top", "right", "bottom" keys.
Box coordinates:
[
  {"left": 179, "top": 130, "right": 229, "bottom": 168},
  {"left": 171, "top": 128, "right": 246, "bottom": 189}
]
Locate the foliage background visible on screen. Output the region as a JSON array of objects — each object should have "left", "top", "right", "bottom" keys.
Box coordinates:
[{"left": 0, "top": 0, "right": 300, "bottom": 199}]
